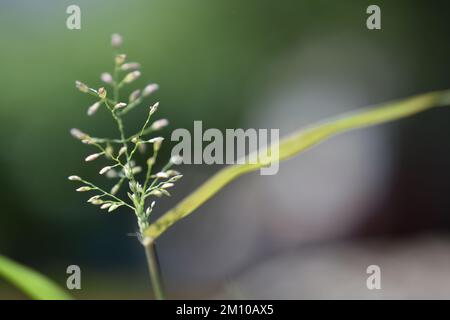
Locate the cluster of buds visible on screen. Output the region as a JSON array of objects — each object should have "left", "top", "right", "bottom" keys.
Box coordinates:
[{"left": 69, "top": 34, "right": 182, "bottom": 235}]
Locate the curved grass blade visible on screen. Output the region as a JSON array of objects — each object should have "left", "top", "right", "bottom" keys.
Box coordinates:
[
  {"left": 0, "top": 254, "right": 72, "bottom": 300},
  {"left": 145, "top": 89, "right": 450, "bottom": 240}
]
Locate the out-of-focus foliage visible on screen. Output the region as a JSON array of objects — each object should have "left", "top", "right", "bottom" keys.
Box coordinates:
[
  {"left": 146, "top": 90, "right": 450, "bottom": 239},
  {"left": 0, "top": 254, "right": 71, "bottom": 300}
]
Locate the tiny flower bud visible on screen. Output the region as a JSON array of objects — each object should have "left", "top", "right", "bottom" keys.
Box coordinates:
[
  {"left": 159, "top": 189, "right": 171, "bottom": 197},
  {"left": 138, "top": 143, "right": 146, "bottom": 154},
  {"left": 155, "top": 172, "right": 169, "bottom": 179},
  {"left": 149, "top": 190, "right": 163, "bottom": 197},
  {"left": 151, "top": 201, "right": 156, "bottom": 208},
  {"left": 108, "top": 204, "right": 120, "bottom": 212},
  {"left": 147, "top": 157, "right": 155, "bottom": 166},
  {"left": 87, "top": 195, "right": 100, "bottom": 203},
  {"left": 123, "top": 71, "right": 141, "bottom": 83},
  {"left": 99, "top": 166, "right": 112, "bottom": 175},
  {"left": 131, "top": 166, "right": 142, "bottom": 174},
  {"left": 142, "top": 83, "right": 159, "bottom": 96},
  {"left": 166, "top": 170, "right": 180, "bottom": 176},
  {"left": 81, "top": 138, "right": 94, "bottom": 145},
  {"left": 98, "top": 87, "right": 107, "bottom": 99},
  {"left": 169, "top": 175, "right": 183, "bottom": 182},
  {"left": 148, "top": 137, "right": 164, "bottom": 151},
  {"left": 111, "top": 33, "right": 123, "bottom": 48},
  {"left": 151, "top": 119, "right": 169, "bottom": 130},
  {"left": 115, "top": 54, "right": 126, "bottom": 65},
  {"left": 148, "top": 137, "right": 164, "bottom": 143},
  {"left": 131, "top": 137, "right": 139, "bottom": 144},
  {"left": 121, "top": 62, "right": 140, "bottom": 71},
  {"left": 90, "top": 199, "right": 104, "bottom": 205},
  {"left": 101, "top": 203, "right": 112, "bottom": 209},
  {"left": 118, "top": 146, "right": 127, "bottom": 157},
  {"left": 161, "top": 183, "right": 174, "bottom": 189},
  {"left": 85, "top": 153, "right": 103, "bottom": 162},
  {"left": 106, "top": 169, "right": 118, "bottom": 178},
  {"left": 75, "top": 80, "right": 89, "bottom": 93},
  {"left": 68, "top": 175, "right": 82, "bottom": 181},
  {"left": 149, "top": 102, "right": 159, "bottom": 115},
  {"left": 110, "top": 184, "right": 120, "bottom": 195},
  {"left": 114, "top": 102, "right": 127, "bottom": 110},
  {"left": 87, "top": 101, "right": 101, "bottom": 116},
  {"left": 70, "top": 128, "right": 88, "bottom": 140},
  {"left": 101, "top": 72, "right": 113, "bottom": 84},
  {"left": 76, "top": 186, "right": 91, "bottom": 192},
  {"left": 129, "top": 89, "right": 141, "bottom": 102}
]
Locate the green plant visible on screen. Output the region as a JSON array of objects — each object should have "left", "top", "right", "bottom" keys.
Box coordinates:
[
  {"left": 66, "top": 34, "right": 450, "bottom": 301},
  {"left": 0, "top": 254, "right": 71, "bottom": 300},
  {"left": 69, "top": 34, "right": 182, "bottom": 300}
]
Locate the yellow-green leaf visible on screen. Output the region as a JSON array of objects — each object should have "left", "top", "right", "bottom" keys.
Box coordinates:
[
  {"left": 145, "top": 89, "right": 450, "bottom": 241},
  {"left": 0, "top": 254, "right": 72, "bottom": 300}
]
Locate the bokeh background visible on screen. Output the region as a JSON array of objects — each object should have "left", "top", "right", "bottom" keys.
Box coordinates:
[{"left": 1, "top": 0, "right": 450, "bottom": 299}]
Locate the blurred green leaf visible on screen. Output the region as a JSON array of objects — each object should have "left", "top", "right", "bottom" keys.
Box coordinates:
[
  {"left": 0, "top": 254, "right": 72, "bottom": 300},
  {"left": 145, "top": 90, "right": 450, "bottom": 240}
]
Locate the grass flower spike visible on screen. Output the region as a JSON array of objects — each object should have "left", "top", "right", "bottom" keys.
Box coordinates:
[{"left": 69, "top": 34, "right": 181, "bottom": 300}]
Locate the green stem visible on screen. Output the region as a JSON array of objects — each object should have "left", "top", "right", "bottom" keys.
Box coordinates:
[{"left": 142, "top": 238, "right": 165, "bottom": 300}]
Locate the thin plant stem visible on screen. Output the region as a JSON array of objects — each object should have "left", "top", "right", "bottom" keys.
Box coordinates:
[{"left": 142, "top": 238, "right": 165, "bottom": 300}]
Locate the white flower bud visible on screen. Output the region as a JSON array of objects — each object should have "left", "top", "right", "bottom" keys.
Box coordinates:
[
  {"left": 147, "top": 157, "right": 155, "bottom": 166},
  {"left": 70, "top": 128, "right": 88, "bottom": 140},
  {"left": 138, "top": 143, "right": 146, "bottom": 154},
  {"left": 114, "top": 102, "right": 127, "bottom": 110},
  {"left": 123, "top": 71, "right": 141, "bottom": 83},
  {"left": 111, "top": 33, "right": 123, "bottom": 48},
  {"left": 142, "top": 83, "right": 159, "bottom": 96},
  {"left": 151, "top": 201, "right": 156, "bottom": 208},
  {"left": 76, "top": 186, "right": 91, "bottom": 192},
  {"left": 148, "top": 137, "right": 164, "bottom": 143},
  {"left": 110, "top": 184, "right": 120, "bottom": 195},
  {"left": 87, "top": 195, "right": 100, "bottom": 202},
  {"left": 161, "top": 183, "right": 174, "bottom": 189},
  {"left": 99, "top": 166, "right": 112, "bottom": 175},
  {"left": 148, "top": 137, "right": 164, "bottom": 151},
  {"left": 75, "top": 80, "right": 89, "bottom": 93},
  {"left": 87, "top": 101, "right": 101, "bottom": 116},
  {"left": 131, "top": 166, "right": 142, "bottom": 174},
  {"left": 159, "top": 189, "right": 171, "bottom": 197},
  {"left": 155, "top": 172, "right": 169, "bottom": 179},
  {"left": 105, "top": 169, "right": 118, "bottom": 178},
  {"left": 68, "top": 175, "right": 82, "bottom": 181},
  {"left": 101, "top": 203, "right": 112, "bottom": 210},
  {"left": 165, "top": 170, "right": 180, "bottom": 177},
  {"left": 121, "top": 62, "right": 140, "bottom": 71},
  {"left": 118, "top": 146, "right": 127, "bottom": 157},
  {"left": 151, "top": 119, "right": 169, "bottom": 130},
  {"left": 97, "top": 87, "right": 107, "bottom": 99},
  {"left": 85, "top": 153, "right": 103, "bottom": 162},
  {"left": 169, "top": 175, "right": 183, "bottom": 182},
  {"left": 149, "top": 102, "right": 159, "bottom": 115},
  {"left": 115, "top": 54, "right": 126, "bottom": 65},
  {"left": 129, "top": 89, "right": 141, "bottom": 102},
  {"left": 149, "top": 190, "right": 163, "bottom": 197},
  {"left": 108, "top": 204, "right": 120, "bottom": 212},
  {"left": 101, "top": 72, "right": 113, "bottom": 84}
]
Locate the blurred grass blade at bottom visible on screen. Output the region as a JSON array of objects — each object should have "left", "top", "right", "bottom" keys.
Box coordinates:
[{"left": 0, "top": 254, "right": 72, "bottom": 300}]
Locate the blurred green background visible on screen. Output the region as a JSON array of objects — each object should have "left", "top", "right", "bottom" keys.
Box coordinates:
[{"left": 1, "top": 0, "right": 450, "bottom": 299}]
